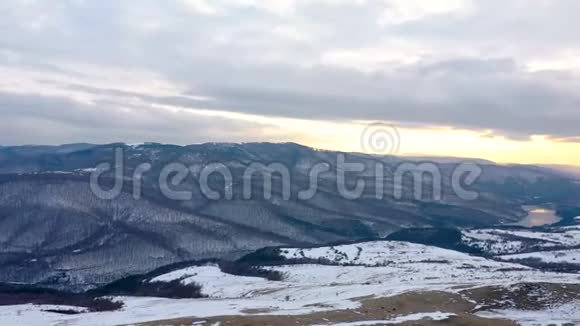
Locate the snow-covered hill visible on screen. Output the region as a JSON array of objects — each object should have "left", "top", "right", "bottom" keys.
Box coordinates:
[
  {"left": 500, "top": 248, "right": 580, "bottom": 264},
  {"left": 4, "top": 240, "right": 580, "bottom": 325},
  {"left": 462, "top": 225, "right": 580, "bottom": 255},
  {"left": 279, "top": 240, "right": 508, "bottom": 267}
]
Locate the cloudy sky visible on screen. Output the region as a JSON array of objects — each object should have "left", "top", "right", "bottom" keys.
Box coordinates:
[{"left": 1, "top": 0, "right": 580, "bottom": 165}]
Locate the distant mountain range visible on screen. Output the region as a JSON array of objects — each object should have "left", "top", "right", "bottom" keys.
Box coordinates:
[
  {"left": 540, "top": 164, "right": 580, "bottom": 179},
  {"left": 0, "top": 142, "right": 579, "bottom": 291}
]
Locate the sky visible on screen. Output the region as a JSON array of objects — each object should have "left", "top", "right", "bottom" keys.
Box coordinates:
[{"left": 1, "top": 0, "right": 580, "bottom": 165}]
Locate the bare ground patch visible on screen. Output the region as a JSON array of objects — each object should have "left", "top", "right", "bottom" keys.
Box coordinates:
[{"left": 136, "top": 290, "right": 516, "bottom": 326}]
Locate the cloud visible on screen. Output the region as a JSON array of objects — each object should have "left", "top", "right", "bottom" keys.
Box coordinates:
[
  {"left": 178, "top": 0, "right": 218, "bottom": 15},
  {"left": 0, "top": 90, "right": 289, "bottom": 145},
  {"left": 168, "top": 58, "right": 580, "bottom": 140},
  {"left": 1, "top": 0, "right": 580, "bottom": 145},
  {"left": 378, "top": 0, "right": 472, "bottom": 25}
]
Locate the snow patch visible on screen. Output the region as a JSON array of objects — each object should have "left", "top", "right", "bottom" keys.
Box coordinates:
[
  {"left": 311, "top": 312, "right": 456, "bottom": 325},
  {"left": 477, "top": 301, "right": 580, "bottom": 326}
]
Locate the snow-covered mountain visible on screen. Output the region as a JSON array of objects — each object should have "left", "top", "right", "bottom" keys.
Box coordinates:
[{"left": 0, "top": 142, "right": 579, "bottom": 291}]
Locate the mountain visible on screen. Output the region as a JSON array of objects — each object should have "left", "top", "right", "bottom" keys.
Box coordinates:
[
  {"left": 541, "top": 164, "right": 580, "bottom": 179},
  {"left": 0, "top": 142, "right": 579, "bottom": 291}
]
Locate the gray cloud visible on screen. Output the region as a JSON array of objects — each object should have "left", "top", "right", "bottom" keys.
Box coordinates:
[
  {"left": 0, "top": 91, "right": 284, "bottom": 145},
  {"left": 174, "top": 58, "right": 580, "bottom": 139},
  {"left": 1, "top": 0, "right": 580, "bottom": 144}
]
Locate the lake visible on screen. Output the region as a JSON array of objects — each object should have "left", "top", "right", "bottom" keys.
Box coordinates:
[{"left": 514, "top": 206, "right": 562, "bottom": 227}]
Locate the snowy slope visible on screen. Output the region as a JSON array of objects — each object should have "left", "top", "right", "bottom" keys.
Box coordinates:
[
  {"left": 150, "top": 264, "right": 283, "bottom": 298},
  {"left": 477, "top": 301, "right": 580, "bottom": 326},
  {"left": 492, "top": 228, "right": 580, "bottom": 246},
  {"left": 3, "top": 240, "right": 580, "bottom": 325},
  {"left": 280, "top": 240, "right": 514, "bottom": 267},
  {"left": 462, "top": 229, "right": 525, "bottom": 254},
  {"left": 500, "top": 248, "right": 580, "bottom": 264},
  {"left": 462, "top": 226, "right": 580, "bottom": 255}
]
